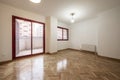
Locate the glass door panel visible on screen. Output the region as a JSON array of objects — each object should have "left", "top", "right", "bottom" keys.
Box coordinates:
[
  {"left": 32, "top": 22, "right": 43, "bottom": 54},
  {"left": 15, "top": 19, "right": 31, "bottom": 57}
]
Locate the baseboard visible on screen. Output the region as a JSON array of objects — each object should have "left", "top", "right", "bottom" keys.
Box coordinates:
[
  {"left": 67, "top": 48, "right": 97, "bottom": 54},
  {"left": 67, "top": 48, "right": 81, "bottom": 51},
  {"left": 46, "top": 51, "right": 58, "bottom": 54},
  {"left": 46, "top": 49, "right": 69, "bottom": 54},
  {"left": 67, "top": 48, "right": 120, "bottom": 62},
  {"left": 1, "top": 49, "right": 119, "bottom": 64},
  {"left": 58, "top": 48, "right": 70, "bottom": 51},
  {"left": 80, "top": 50, "right": 97, "bottom": 55},
  {"left": 0, "top": 60, "right": 12, "bottom": 65},
  {"left": 97, "top": 55, "right": 120, "bottom": 62},
  {"left": 45, "top": 52, "right": 50, "bottom": 54}
]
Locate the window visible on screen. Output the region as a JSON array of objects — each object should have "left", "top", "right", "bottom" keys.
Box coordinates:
[{"left": 57, "top": 27, "right": 69, "bottom": 41}]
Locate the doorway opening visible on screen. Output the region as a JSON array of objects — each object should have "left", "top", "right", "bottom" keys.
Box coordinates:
[{"left": 12, "top": 16, "right": 45, "bottom": 59}]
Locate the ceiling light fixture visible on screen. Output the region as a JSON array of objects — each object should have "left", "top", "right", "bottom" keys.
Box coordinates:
[
  {"left": 70, "top": 13, "right": 75, "bottom": 23},
  {"left": 30, "top": 0, "right": 41, "bottom": 3}
]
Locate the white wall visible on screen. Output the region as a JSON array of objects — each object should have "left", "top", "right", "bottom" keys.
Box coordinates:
[
  {"left": 46, "top": 17, "right": 58, "bottom": 53},
  {"left": 0, "top": 3, "right": 45, "bottom": 62},
  {"left": 57, "top": 21, "right": 70, "bottom": 50},
  {"left": 70, "top": 6, "right": 120, "bottom": 59},
  {"left": 0, "top": 3, "right": 69, "bottom": 62},
  {"left": 1, "top": 2, "right": 119, "bottom": 62},
  {"left": 97, "top": 6, "right": 120, "bottom": 59},
  {"left": 70, "top": 18, "right": 98, "bottom": 50}
]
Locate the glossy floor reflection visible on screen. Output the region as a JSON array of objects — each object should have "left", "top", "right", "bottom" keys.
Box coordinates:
[{"left": 0, "top": 49, "right": 120, "bottom": 80}]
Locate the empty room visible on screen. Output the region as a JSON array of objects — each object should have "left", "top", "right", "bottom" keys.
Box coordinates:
[{"left": 0, "top": 0, "right": 120, "bottom": 80}]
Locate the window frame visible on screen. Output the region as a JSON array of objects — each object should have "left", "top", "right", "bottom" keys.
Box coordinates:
[{"left": 57, "top": 26, "right": 69, "bottom": 41}]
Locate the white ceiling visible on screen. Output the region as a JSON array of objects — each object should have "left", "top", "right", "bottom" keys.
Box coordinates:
[{"left": 0, "top": 0, "right": 120, "bottom": 24}]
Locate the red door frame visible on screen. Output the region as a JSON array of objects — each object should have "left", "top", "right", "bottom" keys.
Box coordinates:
[{"left": 12, "top": 15, "right": 45, "bottom": 60}]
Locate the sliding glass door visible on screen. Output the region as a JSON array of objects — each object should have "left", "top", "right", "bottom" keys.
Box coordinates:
[
  {"left": 32, "top": 22, "right": 44, "bottom": 54},
  {"left": 12, "top": 16, "right": 45, "bottom": 59},
  {"left": 15, "top": 19, "right": 32, "bottom": 57}
]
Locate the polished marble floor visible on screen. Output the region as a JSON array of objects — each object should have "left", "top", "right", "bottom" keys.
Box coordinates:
[{"left": 0, "top": 49, "right": 120, "bottom": 80}]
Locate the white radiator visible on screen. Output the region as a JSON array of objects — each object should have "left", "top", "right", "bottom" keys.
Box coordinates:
[{"left": 81, "top": 44, "right": 96, "bottom": 52}]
